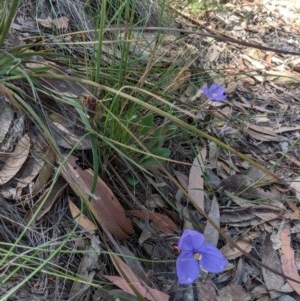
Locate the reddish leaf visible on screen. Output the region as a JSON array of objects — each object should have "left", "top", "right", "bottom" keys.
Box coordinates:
[
  {"left": 105, "top": 254, "right": 169, "bottom": 301},
  {"left": 60, "top": 156, "right": 133, "bottom": 239},
  {"left": 127, "top": 210, "right": 177, "bottom": 234},
  {"left": 68, "top": 196, "right": 97, "bottom": 233}
]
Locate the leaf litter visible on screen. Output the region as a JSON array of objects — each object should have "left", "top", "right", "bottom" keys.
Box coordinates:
[{"left": 1, "top": 0, "right": 300, "bottom": 300}]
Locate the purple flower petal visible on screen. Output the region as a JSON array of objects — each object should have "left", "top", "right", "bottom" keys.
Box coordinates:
[
  {"left": 176, "top": 230, "right": 228, "bottom": 284},
  {"left": 176, "top": 250, "right": 200, "bottom": 284},
  {"left": 202, "top": 85, "right": 210, "bottom": 96},
  {"left": 213, "top": 93, "right": 227, "bottom": 102},
  {"left": 202, "top": 83, "right": 227, "bottom": 102},
  {"left": 208, "top": 83, "right": 222, "bottom": 93},
  {"left": 178, "top": 229, "right": 205, "bottom": 251},
  {"left": 199, "top": 242, "right": 228, "bottom": 273}
]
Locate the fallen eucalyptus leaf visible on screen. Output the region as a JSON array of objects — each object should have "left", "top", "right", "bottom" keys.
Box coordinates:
[
  {"left": 188, "top": 148, "right": 207, "bottom": 213},
  {"left": 0, "top": 107, "right": 14, "bottom": 144},
  {"left": 60, "top": 156, "right": 133, "bottom": 239},
  {"left": 37, "top": 16, "right": 69, "bottom": 30},
  {"left": 106, "top": 254, "right": 169, "bottom": 301},
  {"left": 68, "top": 196, "right": 97, "bottom": 232},
  {"left": 32, "top": 145, "right": 57, "bottom": 195},
  {"left": 280, "top": 224, "right": 300, "bottom": 295},
  {"left": 49, "top": 112, "right": 92, "bottom": 150},
  {"left": 204, "top": 196, "right": 220, "bottom": 246},
  {"left": 1, "top": 116, "right": 24, "bottom": 152},
  {"left": 69, "top": 235, "right": 101, "bottom": 300},
  {"left": 0, "top": 134, "right": 30, "bottom": 185},
  {"left": 25, "top": 177, "right": 67, "bottom": 223},
  {"left": 262, "top": 234, "right": 284, "bottom": 299}
]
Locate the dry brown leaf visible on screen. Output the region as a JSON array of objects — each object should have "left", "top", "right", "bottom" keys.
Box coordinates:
[
  {"left": 68, "top": 196, "right": 97, "bottom": 232},
  {"left": 174, "top": 170, "right": 188, "bottom": 190},
  {"left": 49, "top": 112, "right": 92, "bottom": 150},
  {"left": 247, "top": 129, "right": 283, "bottom": 142},
  {"left": 0, "top": 134, "right": 30, "bottom": 185},
  {"left": 204, "top": 196, "right": 220, "bottom": 246},
  {"left": 60, "top": 156, "right": 133, "bottom": 239},
  {"left": 119, "top": 245, "right": 147, "bottom": 282},
  {"left": 218, "top": 284, "right": 251, "bottom": 301},
  {"left": 52, "top": 16, "right": 69, "bottom": 30},
  {"left": 262, "top": 70, "right": 299, "bottom": 85},
  {"left": 284, "top": 155, "right": 300, "bottom": 168},
  {"left": 0, "top": 84, "right": 21, "bottom": 109},
  {"left": 207, "top": 43, "right": 222, "bottom": 62},
  {"left": 93, "top": 289, "right": 140, "bottom": 301},
  {"left": 262, "top": 234, "right": 285, "bottom": 299},
  {"left": 244, "top": 121, "right": 277, "bottom": 136},
  {"left": 220, "top": 209, "right": 258, "bottom": 226},
  {"left": 69, "top": 235, "right": 101, "bottom": 300},
  {"left": 146, "top": 193, "right": 166, "bottom": 209},
  {"left": 25, "top": 177, "right": 67, "bottom": 223},
  {"left": 242, "top": 54, "right": 266, "bottom": 70},
  {"left": 104, "top": 275, "right": 166, "bottom": 301},
  {"left": 36, "top": 17, "right": 54, "bottom": 28},
  {"left": 14, "top": 156, "right": 44, "bottom": 199},
  {"left": 251, "top": 285, "right": 269, "bottom": 300},
  {"left": 219, "top": 175, "right": 254, "bottom": 198},
  {"left": 0, "top": 139, "right": 45, "bottom": 200},
  {"left": 221, "top": 173, "right": 282, "bottom": 201},
  {"left": 208, "top": 141, "right": 218, "bottom": 167},
  {"left": 188, "top": 148, "right": 207, "bottom": 213},
  {"left": 37, "top": 16, "right": 69, "bottom": 30},
  {"left": 32, "top": 145, "right": 57, "bottom": 195},
  {"left": 195, "top": 279, "right": 217, "bottom": 301},
  {"left": 25, "top": 56, "right": 50, "bottom": 69},
  {"left": 234, "top": 99, "right": 276, "bottom": 114},
  {"left": 225, "top": 191, "right": 287, "bottom": 221},
  {"left": 290, "top": 177, "right": 300, "bottom": 201},
  {"left": 167, "top": 69, "right": 191, "bottom": 91},
  {"left": 285, "top": 201, "right": 300, "bottom": 220},
  {"left": 1, "top": 116, "right": 25, "bottom": 152},
  {"left": 274, "top": 125, "right": 300, "bottom": 134},
  {"left": 138, "top": 226, "right": 154, "bottom": 245},
  {"left": 106, "top": 254, "right": 169, "bottom": 301},
  {"left": 83, "top": 168, "right": 133, "bottom": 238},
  {"left": 126, "top": 210, "right": 177, "bottom": 234},
  {"left": 0, "top": 107, "right": 14, "bottom": 144},
  {"left": 222, "top": 232, "right": 257, "bottom": 260},
  {"left": 15, "top": 132, "right": 49, "bottom": 196},
  {"left": 280, "top": 224, "right": 300, "bottom": 295},
  {"left": 37, "top": 64, "right": 88, "bottom": 97},
  {"left": 216, "top": 161, "right": 236, "bottom": 178}
]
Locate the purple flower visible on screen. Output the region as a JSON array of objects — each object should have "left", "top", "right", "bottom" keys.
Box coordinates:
[
  {"left": 176, "top": 229, "right": 228, "bottom": 284},
  {"left": 202, "top": 83, "right": 227, "bottom": 102}
]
